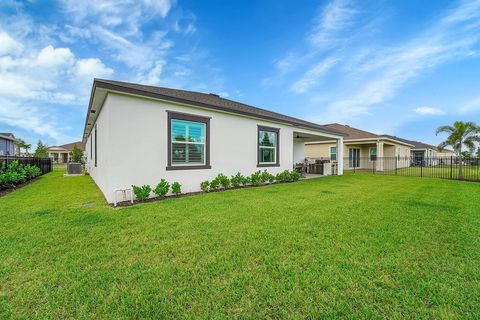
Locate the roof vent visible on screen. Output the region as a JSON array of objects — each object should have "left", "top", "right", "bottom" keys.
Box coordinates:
[
  {"left": 90, "top": 110, "right": 96, "bottom": 114},
  {"left": 209, "top": 93, "right": 220, "bottom": 98}
]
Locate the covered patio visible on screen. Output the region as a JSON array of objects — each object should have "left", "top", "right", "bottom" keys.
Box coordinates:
[{"left": 292, "top": 130, "right": 344, "bottom": 176}]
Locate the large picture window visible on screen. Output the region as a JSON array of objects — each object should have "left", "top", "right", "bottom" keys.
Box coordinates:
[
  {"left": 257, "top": 126, "right": 279, "bottom": 167},
  {"left": 167, "top": 112, "right": 210, "bottom": 170}
]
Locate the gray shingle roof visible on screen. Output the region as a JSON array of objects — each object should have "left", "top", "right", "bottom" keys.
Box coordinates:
[
  {"left": 381, "top": 135, "right": 438, "bottom": 150},
  {"left": 85, "top": 79, "right": 345, "bottom": 137}
]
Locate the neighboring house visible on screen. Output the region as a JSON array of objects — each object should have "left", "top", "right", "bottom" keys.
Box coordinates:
[
  {"left": 82, "top": 79, "right": 345, "bottom": 203},
  {"left": 381, "top": 136, "right": 438, "bottom": 165},
  {"left": 305, "top": 124, "right": 414, "bottom": 171},
  {"left": 48, "top": 141, "right": 85, "bottom": 163},
  {"left": 0, "top": 133, "right": 18, "bottom": 156},
  {"left": 436, "top": 149, "right": 455, "bottom": 157},
  {"left": 382, "top": 136, "right": 456, "bottom": 165}
]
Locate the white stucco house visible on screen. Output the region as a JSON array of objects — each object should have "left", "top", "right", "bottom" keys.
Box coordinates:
[{"left": 82, "top": 79, "right": 345, "bottom": 203}]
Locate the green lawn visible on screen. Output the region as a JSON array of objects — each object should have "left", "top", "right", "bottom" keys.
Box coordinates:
[
  {"left": 1, "top": 171, "right": 479, "bottom": 319},
  {"left": 347, "top": 165, "right": 480, "bottom": 181}
]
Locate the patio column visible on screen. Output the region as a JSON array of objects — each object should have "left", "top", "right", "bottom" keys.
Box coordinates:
[
  {"left": 376, "top": 141, "right": 384, "bottom": 171},
  {"left": 336, "top": 137, "right": 344, "bottom": 175}
]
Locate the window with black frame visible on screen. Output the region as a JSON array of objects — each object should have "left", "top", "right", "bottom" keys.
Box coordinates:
[
  {"left": 167, "top": 112, "right": 210, "bottom": 170},
  {"left": 258, "top": 126, "right": 279, "bottom": 166}
]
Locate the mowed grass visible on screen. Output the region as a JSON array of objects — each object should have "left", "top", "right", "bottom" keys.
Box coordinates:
[
  {"left": 347, "top": 165, "right": 480, "bottom": 181},
  {"left": 1, "top": 171, "right": 479, "bottom": 319}
]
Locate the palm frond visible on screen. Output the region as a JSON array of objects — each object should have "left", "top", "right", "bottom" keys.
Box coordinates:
[{"left": 436, "top": 125, "right": 454, "bottom": 136}]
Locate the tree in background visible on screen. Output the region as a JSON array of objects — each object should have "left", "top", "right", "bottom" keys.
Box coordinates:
[
  {"left": 70, "top": 145, "right": 84, "bottom": 163},
  {"left": 15, "top": 138, "right": 32, "bottom": 156},
  {"left": 436, "top": 121, "right": 480, "bottom": 179},
  {"left": 34, "top": 140, "right": 49, "bottom": 158}
]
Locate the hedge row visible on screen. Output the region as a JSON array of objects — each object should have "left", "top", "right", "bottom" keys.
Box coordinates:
[
  {"left": 200, "top": 170, "right": 301, "bottom": 192},
  {"left": 0, "top": 160, "right": 42, "bottom": 191}
]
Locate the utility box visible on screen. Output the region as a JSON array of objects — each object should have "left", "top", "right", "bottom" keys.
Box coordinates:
[
  {"left": 323, "top": 162, "right": 332, "bottom": 176},
  {"left": 67, "top": 163, "right": 82, "bottom": 175}
]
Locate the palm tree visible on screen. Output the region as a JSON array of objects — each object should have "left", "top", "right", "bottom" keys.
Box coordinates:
[
  {"left": 436, "top": 121, "right": 480, "bottom": 179},
  {"left": 14, "top": 138, "right": 31, "bottom": 156}
]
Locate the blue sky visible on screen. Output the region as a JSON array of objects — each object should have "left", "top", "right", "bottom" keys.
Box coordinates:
[{"left": 0, "top": 0, "right": 479, "bottom": 147}]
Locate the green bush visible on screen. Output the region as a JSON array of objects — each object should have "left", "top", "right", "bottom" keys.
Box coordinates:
[
  {"left": 24, "top": 164, "right": 41, "bottom": 180},
  {"left": 171, "top": 182, "right": 182, "bottom": 195},
  {"left": 154, "top": 179, "right": 170, "bottom": 197},
  {"left": 260, "top": 170, "right": 275, "bottom": 184},
  {"left": 230, "top": 172, "right": 244, "bottom": 188},
  {"left": 0, "top": 161, "right": 32, "bottom": 190},
  {"left": 275, "top": 170, "right": 290, "bottom": 183},
  {"left": 290, "top": 170, "right": 301, "bottom": 182},
  {"left": 250, "top": 171, "right": 262, "bottom": 186},
  {"left": 132, "top": 185, "right": 151, "bottom": 201},
  {"left": 200, "top": 180, "right": 210, "bottom": 192},
  {"left": 216, "top": 173, "right": 230, "bottom": 189},
  {"left": 209, "top": 178, "right": 221, "bottom": 191},
  {"left": 242, "top": 176, "right": 251, "bottom": 186}
]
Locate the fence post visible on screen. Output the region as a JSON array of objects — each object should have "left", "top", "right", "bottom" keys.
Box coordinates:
[
  {"left": 450, "top": 156, "right": 453, "bottom": 180},
  {"left": 421, "top": 162, "right": 423, "bottom": 177},
  {"left": 395, "top": 157, "right": 398, "bottom": 176}
]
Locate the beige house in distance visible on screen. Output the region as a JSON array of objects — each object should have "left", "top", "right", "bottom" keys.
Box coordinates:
[
  {"left": 305, "top": 124, "right": 414, "bottom": 171},
  {"left": 47, "top": 141, "right": 85, "bottom": 163}
]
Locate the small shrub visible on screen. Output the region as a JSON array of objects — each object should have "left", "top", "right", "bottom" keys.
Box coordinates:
[
  {"left": 230, "top": 172, "right": 244, "bottom": 188},
  {"left": 154, "top": 179, "right": 170, "bottom": 197},
  {"left": 275, "top": 170, "right": 290, "bottom": 183},
  {"left": 24, "top": 164, "right": 41, "bottom": 179},
  {"left": 250, "top": 171, "right": 262, "bottom": 186},
  {"left": 209, "top": 178, "right": 221, "bottom": 191},
  {"left": 290, "top": 170, "right": 301, "bottom": 182},
  {"left": 171, "top": 182, "right": 182, "bottom": 195},
  {"left": 260, "top": 170, "right": 275, "bottom": 184},
  {"left": 200, "top": 180, "right": 210, "bottom": 192},
  {"left": 216, "top": 173, "right": 230, "bottom": 189},
  {"left": 132, "top": 184, "right": 151, "bottom": 201},
  {"left": 242, "top": 176, "right": 251, "bottom": 186}
]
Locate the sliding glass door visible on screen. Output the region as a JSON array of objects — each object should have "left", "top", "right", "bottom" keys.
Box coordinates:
[{"left": 349, "top": 148, "right": 360, "bottom": 168}]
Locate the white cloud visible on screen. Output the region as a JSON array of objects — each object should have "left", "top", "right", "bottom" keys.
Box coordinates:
[
  {"left": 59, "top": 0, "right": 175, "bottom": 35},
  {"left": 308, "top": 0, "right": 357, "bottom": 48},
  {"left": 414, "top": 107, "right": 445, "bottom": 115},
  {"left": 75, "top": 58, "right": 114, "bottom": 78},
  {"left": 0, "top": 31, "right": 23, "bottom": 56},
  {"left": 0, "top": 98, "right": 62, "bottom": 140},
  {"left": 291, "top": 57, "right": 339, "bottom": 93},
  {"left": 318, "top": 0, "right": 480, "bottom": 120},
  {"left": 36, "top": 45, "right": 74, "bottom": 67},
  {"left": 137, "top": 60, "right": 165, "bottom": 85}
]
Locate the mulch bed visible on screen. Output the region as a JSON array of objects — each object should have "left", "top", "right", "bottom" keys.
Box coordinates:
[{"left": 113, "top": 181, "right": 297, "bottom": 207}]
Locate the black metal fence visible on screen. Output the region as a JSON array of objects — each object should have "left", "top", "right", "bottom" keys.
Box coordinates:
[
  {"left": 0, "top": 156, "right": 52, "bottom": 175},
  {"left": 344, "top": 156, "right": 480, "bottom": 182}
]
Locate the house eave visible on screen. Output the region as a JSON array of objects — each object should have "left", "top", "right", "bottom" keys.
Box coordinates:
[{"left": 82, "top": 79, "right": 346, "bottom": 143}]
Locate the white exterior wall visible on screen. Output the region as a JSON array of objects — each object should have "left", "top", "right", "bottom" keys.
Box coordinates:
[
  {"left": 85, "top": 95, "right": 112, "bottom": 198},
  {"left": 85, "top": 93, "right": 339, "bottom": 203},
  {"left": 293, "top": 140, "right": 305, "bottom": 164}
]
